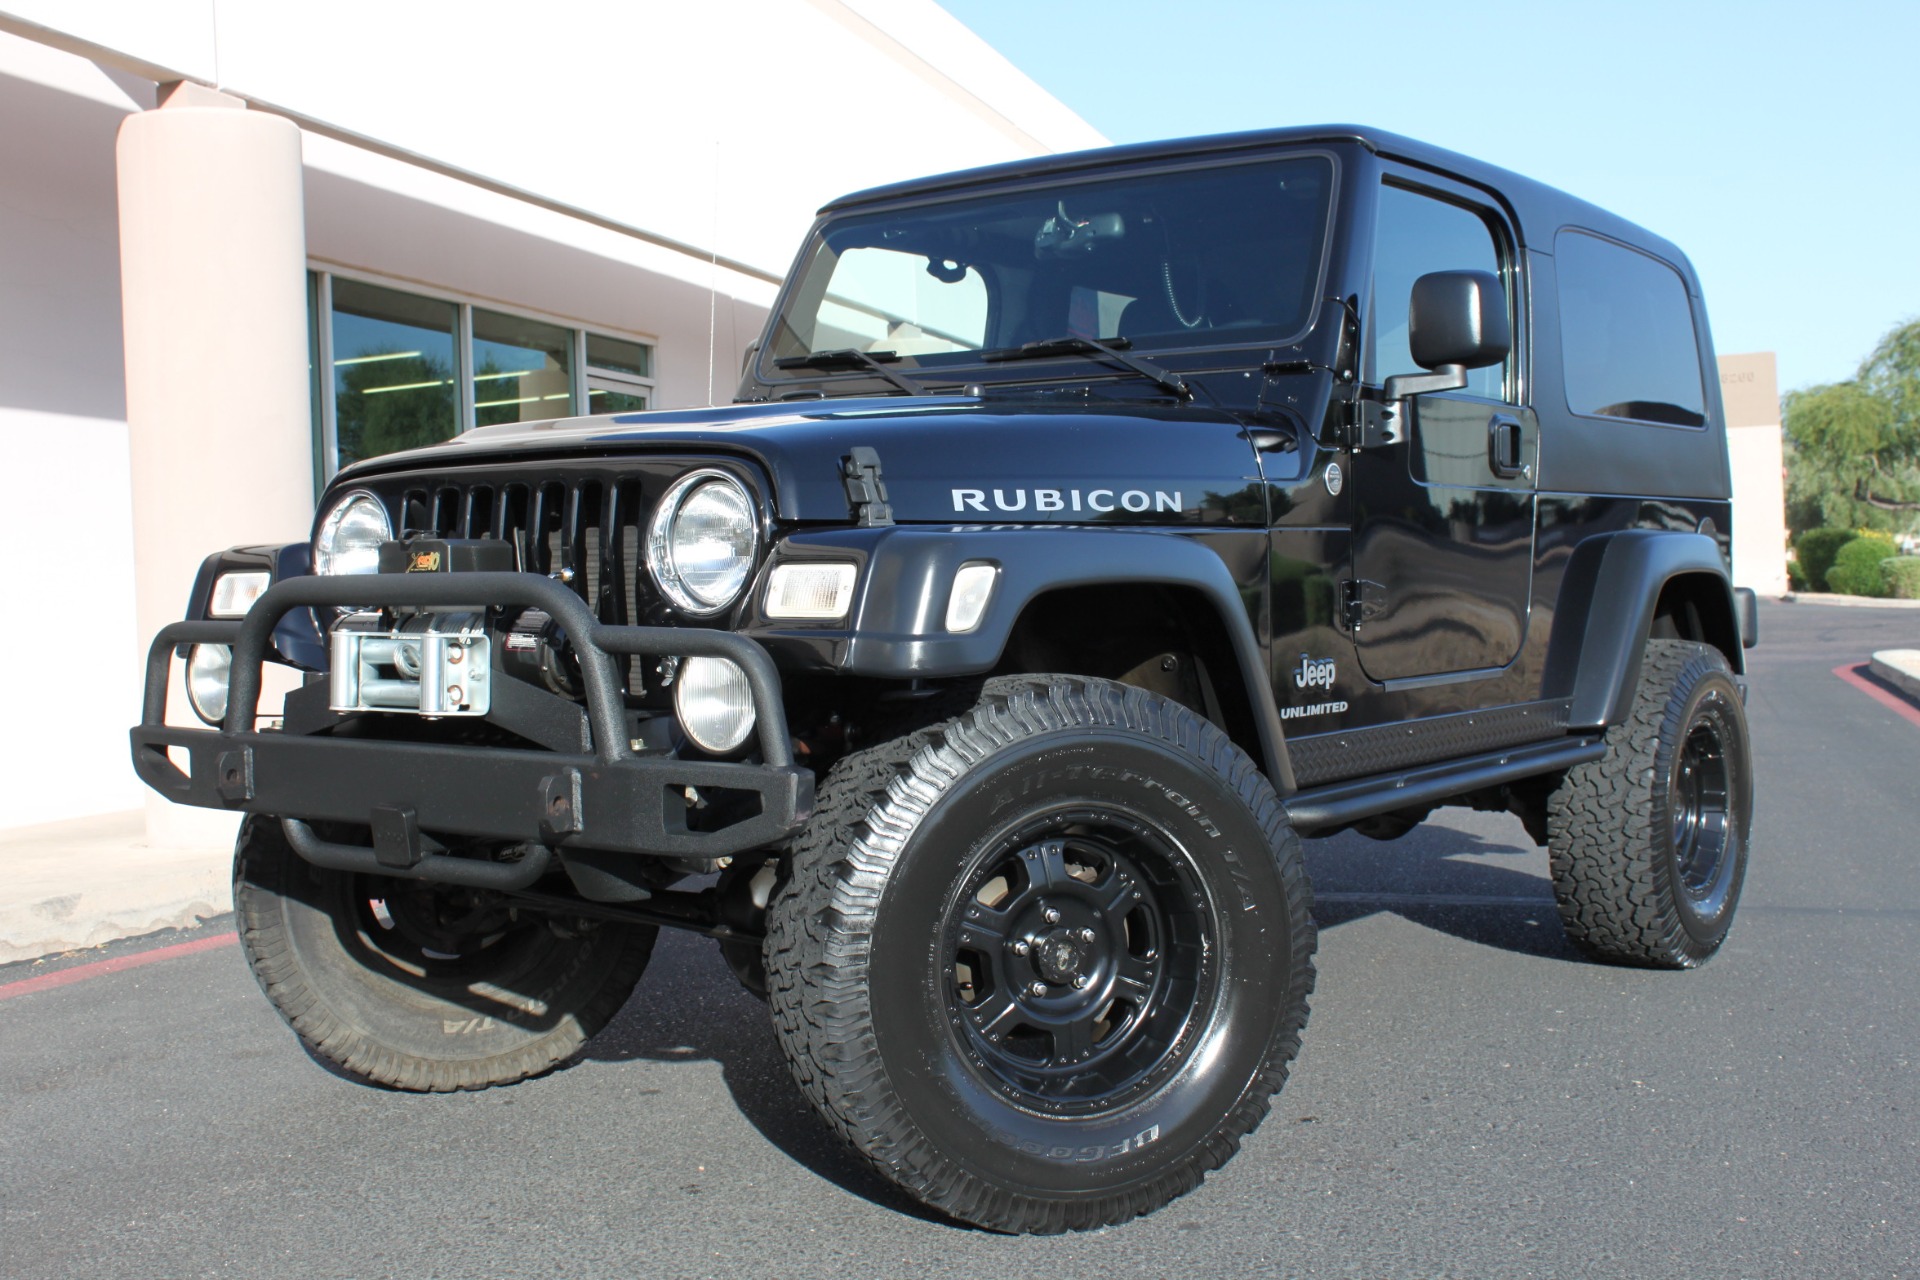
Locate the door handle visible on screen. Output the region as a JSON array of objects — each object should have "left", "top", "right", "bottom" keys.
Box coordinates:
[{"left": 1487, "top": 417, "right": 1528, "bottom": 480}]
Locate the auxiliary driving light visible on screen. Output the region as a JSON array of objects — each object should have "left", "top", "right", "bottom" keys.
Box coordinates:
[
  {"left": 674, "top": 656, "right": 756, "bottom": 754},
  {"left": 186, "top": 643, "right": 232, "bottom": 726}
]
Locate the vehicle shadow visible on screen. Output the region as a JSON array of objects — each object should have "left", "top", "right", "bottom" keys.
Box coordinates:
[
  {"left": 583, "top": 930, "right": 956, "bottom": 1228},
  {"left": 578, "top": 810, "right": 1580, "bottom": 1225},
  {"left": 1302, "top": 814, "right": 1582, "bottom": 963}
]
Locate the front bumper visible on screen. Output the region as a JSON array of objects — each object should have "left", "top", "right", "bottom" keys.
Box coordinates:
[{"left": 131, "top": 571, "right": 813, "bottom": 863}]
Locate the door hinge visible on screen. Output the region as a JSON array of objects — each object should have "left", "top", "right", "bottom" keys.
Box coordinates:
[
  {"left": 1341, "top": 579, "right": 1386, "bottom": 632},
  {"left": 841, "top": 446, "right": 893, "bottom": 527},
  {"left": 1342, "top": 398, "right": 1402, "bottom": 452}
]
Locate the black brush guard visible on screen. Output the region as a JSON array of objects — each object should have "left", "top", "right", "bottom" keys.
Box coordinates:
[{"left": 131, "top": 573, "right": 814, "bottom": 885}]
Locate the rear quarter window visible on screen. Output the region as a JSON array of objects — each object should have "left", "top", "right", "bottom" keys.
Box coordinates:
[{"left": 1555, "top": 229, "right": 1706, "bottom": 427}]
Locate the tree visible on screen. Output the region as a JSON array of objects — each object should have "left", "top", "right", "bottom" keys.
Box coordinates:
[{"left": 1783, "top": 319, "right": 1920, "bottom": 535}]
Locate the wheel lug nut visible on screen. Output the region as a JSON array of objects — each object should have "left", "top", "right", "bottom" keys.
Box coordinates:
[
  {"left": 1043, "top": 907, "right": 1062, "bottom": 925},
  {"left": 1078, "top": 927, "right": 1096, "bottom": 943},
  {"left": 1072, "top": 974, "right": 1089, "bottom": 989},
  {"left": 1028, "top": 982, "right": 1049, "bottom": 997},
  {"left": 1010, "top": 939, "right": 1030, "bottom": 956}
]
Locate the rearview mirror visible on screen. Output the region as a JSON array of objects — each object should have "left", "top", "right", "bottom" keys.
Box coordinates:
[{"left": 1383, "top": 270, "right": 1510, "bottom": 400}]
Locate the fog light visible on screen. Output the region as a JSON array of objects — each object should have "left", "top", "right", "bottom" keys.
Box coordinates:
[
  {"left": 945, "top": 561, "right": 998, "bottom": 633},
  {"left": 765, "top": 562, "right": 857, "bottom": 620},
  {"left": 674, "top": 656, "right": 756, "bottom": 754},
  {"left": 186, "top": 644, "right": 232, "bottom": 726},
  {"left": 209, "top": 571, "right": 270, "bottom": 618}
]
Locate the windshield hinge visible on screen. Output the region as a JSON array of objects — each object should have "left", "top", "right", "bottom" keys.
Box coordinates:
[{"left": 841, "top": 447, "right": 893, "bottom": 528}]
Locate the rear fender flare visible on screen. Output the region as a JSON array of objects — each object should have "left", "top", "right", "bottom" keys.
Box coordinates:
[{"left": 1545, "top": 530, "right": 1741, "bottom": 730}]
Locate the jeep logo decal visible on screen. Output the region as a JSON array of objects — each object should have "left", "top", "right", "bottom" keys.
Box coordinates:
[
  {"left": 952, "top": 488, "right": 1182, "bottom": 514},
  {"left": 1293, "top": 653, "right": 1336, "bottom": 690}
]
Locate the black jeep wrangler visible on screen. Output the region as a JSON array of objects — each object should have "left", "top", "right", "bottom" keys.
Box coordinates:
[{"left": 134, "top": 125, "right": 1755, "bottom": 1233}]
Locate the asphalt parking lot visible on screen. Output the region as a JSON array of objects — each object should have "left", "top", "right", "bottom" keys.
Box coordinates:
[{"left": 3, "top": 600, "right": 1916, "bottom": 1279}]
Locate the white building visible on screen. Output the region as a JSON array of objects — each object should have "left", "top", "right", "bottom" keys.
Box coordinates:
[{"left": 0, "top": 2, "right": 1103, "bottom": 857}]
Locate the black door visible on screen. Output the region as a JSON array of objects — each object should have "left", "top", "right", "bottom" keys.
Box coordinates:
[{"left": 1349, "top": 176, "right": 1537, "bottom": 683}]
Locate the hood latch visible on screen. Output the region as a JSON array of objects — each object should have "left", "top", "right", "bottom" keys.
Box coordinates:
[{"left": 841, "top": 447, "right": 894, "bottom": 527}]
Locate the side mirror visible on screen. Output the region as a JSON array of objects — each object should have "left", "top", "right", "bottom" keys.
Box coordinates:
[{"left": 1383, "top": 270, "right": 1510, "bottom": 400}]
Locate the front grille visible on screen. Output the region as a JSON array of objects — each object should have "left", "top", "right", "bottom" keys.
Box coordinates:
[
  {"left": 363, "top": 458, "right": 754, "bottom": 694},
  {"left": 396, "top": 478, "right": 644, "bottom": 627}
]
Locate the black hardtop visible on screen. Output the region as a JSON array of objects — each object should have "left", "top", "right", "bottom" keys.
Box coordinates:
[{"left": 823, "top": 124, "right": 1704, "bottom": 297}]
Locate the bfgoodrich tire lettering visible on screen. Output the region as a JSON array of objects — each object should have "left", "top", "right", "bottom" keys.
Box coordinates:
[
  {"left": 234, "top": 816, "right": 655, "bottom": 1091},
  {"left": 764, "top": 675, "right": 1315, "bottom": 1233},
  {"left": 1547, "top": 640, "right": 1753, "bottom": 967}
]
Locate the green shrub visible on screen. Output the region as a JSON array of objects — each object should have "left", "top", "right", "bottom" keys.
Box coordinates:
[
  {"left": 1826, "top": 533, "right": 1899, "bottom": 596},
  {"left": 1787, "top": 560, "right": 1810, "bottom": 592},
  {"left": 1883, "top": 556, "right": 1920, "bottom": 600},
  {"left": 1792, "top": 528, "right": 1856, "bottom": 591}
]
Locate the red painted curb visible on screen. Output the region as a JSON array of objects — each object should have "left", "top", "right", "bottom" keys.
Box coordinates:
[
  {"left": 0, "top": 931, "right": 238, "bottom": 1002},
  {"left": 1833, "top": 663, "right": 1920, "bottom": 730}
]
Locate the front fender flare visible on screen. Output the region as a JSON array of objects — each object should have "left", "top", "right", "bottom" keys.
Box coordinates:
[{"left": 755, "top": 526, "right": 1293, "bottom": 792}]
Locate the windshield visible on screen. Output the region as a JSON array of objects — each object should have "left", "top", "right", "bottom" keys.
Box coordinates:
[{"left": 765, "top": 154, "right": 1335, "bottom": 380}]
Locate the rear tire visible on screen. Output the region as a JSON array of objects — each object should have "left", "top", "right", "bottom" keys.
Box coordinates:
[
  {"left": 1547, "top": 640, "right": 1752, "bottom": 967},
  {"left": 235, "top": 816, "right": 655, "bottom": 1090},
  {"left": 764, "top": 675, "right": 1315, "bottom": 1233}
]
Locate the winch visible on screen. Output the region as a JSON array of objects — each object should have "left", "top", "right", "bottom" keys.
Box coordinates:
[{"left": 328, "top": 610, "right": 491, "bottom": 715}]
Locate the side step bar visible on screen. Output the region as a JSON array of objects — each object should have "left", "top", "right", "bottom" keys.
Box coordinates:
[{"left": 1286, "top": 736, "right": 1606, "bottom": 835}]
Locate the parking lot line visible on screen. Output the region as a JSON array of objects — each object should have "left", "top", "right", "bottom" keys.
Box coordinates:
[
  {"left": 0, "top": 932, "right": 237, "bottom": 1003},
  {"left": 1833, "top": 663, "right": 1920, "bottom": 729}
]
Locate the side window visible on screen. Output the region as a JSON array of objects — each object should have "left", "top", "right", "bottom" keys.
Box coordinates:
[
  {"left": 1555, "top": 230, "right": 1706, "bottom": 427},
  {"left": 1368, "top": 182, "right": 1507, "bottom": 401}
]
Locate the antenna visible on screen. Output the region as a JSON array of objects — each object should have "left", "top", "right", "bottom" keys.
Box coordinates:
[{"left": 706, "top": 138, "right": 720, "bottom": 406}]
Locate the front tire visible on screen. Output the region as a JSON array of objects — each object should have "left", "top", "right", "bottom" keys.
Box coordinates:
[
  {"left": 1547, "top": 640, "right": 1753, "bottom": 967},
  {"left": 235, "top": 816, "right": 656, "bottom": 1091},
  {"left": 765, "top": 676, "right": 1315, "bottom": 1233}
]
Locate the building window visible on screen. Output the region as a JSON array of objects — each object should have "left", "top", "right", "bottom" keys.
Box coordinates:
[
  {"left": 309, "top": 270, "right": 655, "bottom": 476},
  {"left": 473, "top": 308, "right": 575, "bottom": 427},
  {"left": 586, "top": 333, "right": 652, "bottom": 414}
]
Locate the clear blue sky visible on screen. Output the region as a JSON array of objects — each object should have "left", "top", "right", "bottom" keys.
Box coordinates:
[{"left": 941, "top": 0, "right": 1918, "bottom": 395}]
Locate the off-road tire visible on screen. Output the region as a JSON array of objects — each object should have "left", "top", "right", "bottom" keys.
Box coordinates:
[
  {"left": 235, "top": 816, "right": 656, "bottom": 1091},
  {"left": 1547, "top": 640, "right": 1752, "bottom": 967},
  {"left": 764, "top": 675, "right": 1315, "bottom": 1233}
]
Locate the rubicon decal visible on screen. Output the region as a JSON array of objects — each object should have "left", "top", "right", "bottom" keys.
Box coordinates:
[{"left": 952, "top": 488, "right": 1182, "bottom": 514}]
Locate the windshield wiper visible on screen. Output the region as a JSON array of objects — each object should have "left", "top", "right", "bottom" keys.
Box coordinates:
[
  {"left": 772, "top": 348, "right": 927, "bottom": 396},
  {"left": 980, "top": 335, "right": 1191, "bottom": 401}
]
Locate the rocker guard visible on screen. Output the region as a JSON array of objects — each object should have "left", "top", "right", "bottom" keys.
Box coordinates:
[{"left": 129, "top": 572, "right": 814, "bottom": 861}]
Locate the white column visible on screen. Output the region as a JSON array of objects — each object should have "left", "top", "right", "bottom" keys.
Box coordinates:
[{"left": 118, "top": 85, "right": 314, "bottom": 849}]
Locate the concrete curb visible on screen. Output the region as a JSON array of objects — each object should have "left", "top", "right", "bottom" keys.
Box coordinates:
[
  {"left": 0, "top": 812, "right": 232, "bottom": 966},
  {"left": 1870, "top": 650, "right": 1920, "bottom": 702},
  {"left": 1781, "top": 592, "right": 1920, "bottom": 610}
]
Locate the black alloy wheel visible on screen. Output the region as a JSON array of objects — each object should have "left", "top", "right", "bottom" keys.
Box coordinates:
[
  {"left": 765, "top": 675, "right": 1315, "bottom": 1234},
  {"left": 1669, "top": 718, "right": 1735, "bottom": 912},
  {"left": 944, "top": 811, "right": 1215, "bottom": 1116},
  {"left": 235, "top": 816, "right": 655, "bottom": 1091}
]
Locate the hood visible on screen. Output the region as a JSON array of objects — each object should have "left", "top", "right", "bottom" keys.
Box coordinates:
[{"left": 332, "top": 393, "right": 1290, "bottom": 526}]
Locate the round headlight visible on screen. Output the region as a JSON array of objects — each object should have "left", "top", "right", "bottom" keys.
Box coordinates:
[
  {"left": 185, "top": 643, "right": 232, "bottom": 726},
  {"left": 314, "top": 490, "right": 392, "bottom": 576},
  {"left": 674, "top": 656, "right": 756, "bottom": 754},
  {"left": 648, "top": 471, "right": 757, "bottom": 614}
]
